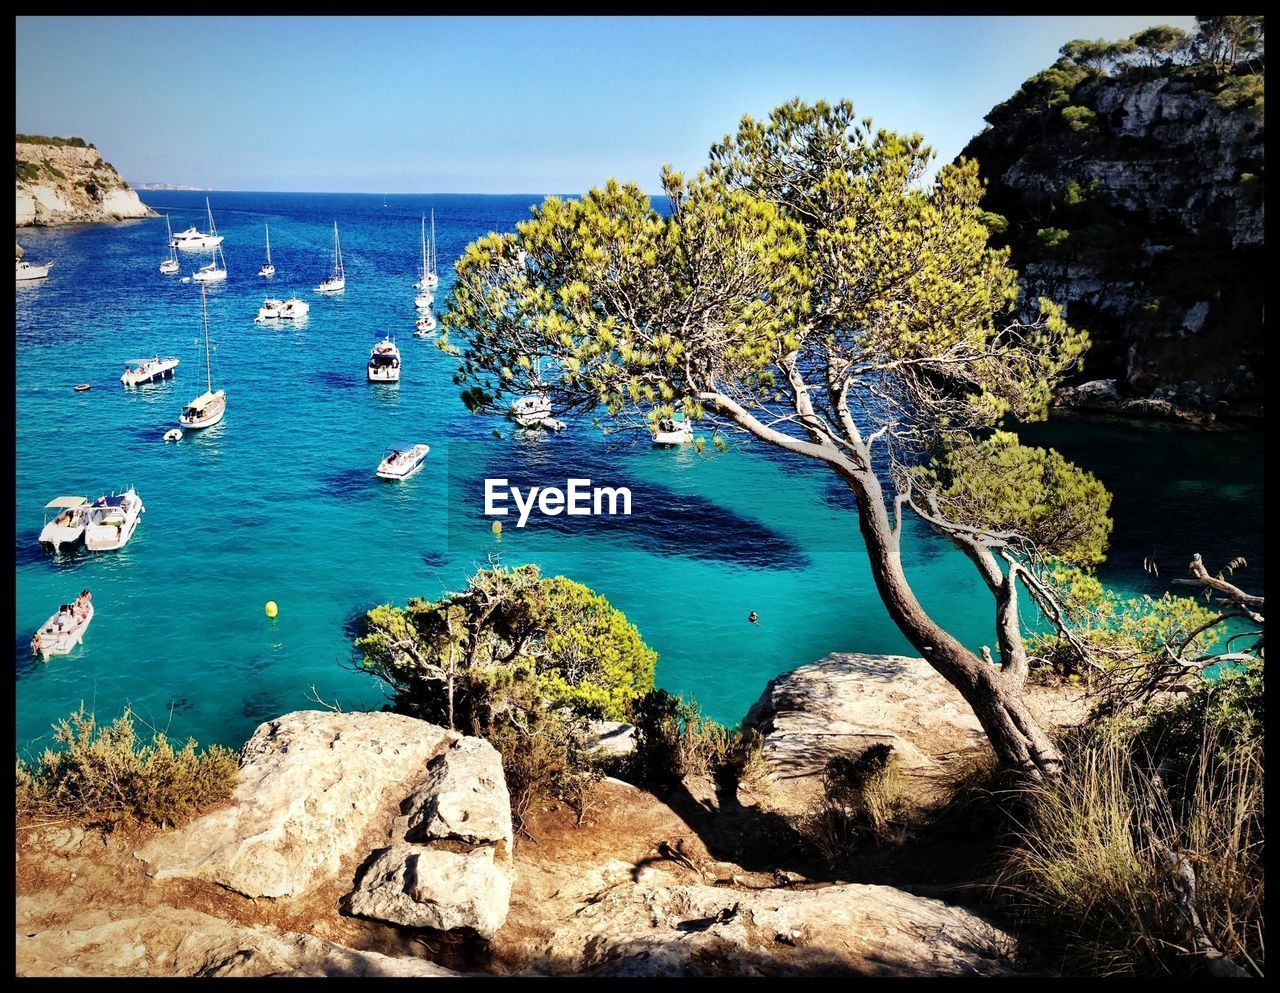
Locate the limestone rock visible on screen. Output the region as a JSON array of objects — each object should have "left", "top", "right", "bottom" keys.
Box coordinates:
[
  {"left": 586, "top": 719, "right": 637, "bottom": 758},
  {"left": 16, "top": 137, "right": 156, "bottom": 227},
  {"left": 403, "top": 737, "right": 512, "bottom": 857},
  {"left": 137, "top": 711, "right": 458, "bottom": 898},
  {"left": 548, "top": 878, "right": 1019, "bottom": 976},
  {"left": 349, "top": 843, "right": 513, "bottom": 939},
  {"left": 742, "top": 653, "right": 985, "bottom": 815},
  {"left": 16, "top": 907, "right": 458, "bottom": 977}
]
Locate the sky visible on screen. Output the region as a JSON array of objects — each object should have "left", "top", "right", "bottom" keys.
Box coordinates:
[{"left": 16, "top": 15, "right": 1197, "bottom": 193}]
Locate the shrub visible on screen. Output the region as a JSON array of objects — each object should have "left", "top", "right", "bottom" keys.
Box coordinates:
[
  {"left": 16, "top": 160, "right": 39, "bottom": 183},
  {"left": 627, "top": 688, "right": 735, "bottom": 784},
  {"left": 15, "top": 705, "right": 238, "bottom": 828},
  {"left": 799, "top": 744, "right": 909, "bottom": 860}
]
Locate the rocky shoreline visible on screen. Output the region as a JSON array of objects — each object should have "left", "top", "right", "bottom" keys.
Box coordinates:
[
  {"left": 1053, "top": 378, "right": 1264, "bottom": 427},
  {"left": 16, "top": 136, "right": 155, "bottom": 227}
]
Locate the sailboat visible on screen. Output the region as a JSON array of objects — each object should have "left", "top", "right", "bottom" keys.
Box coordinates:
[
  {"left": 315, "top": 221, "right": 345, "bottom": 293},
  {"left": 178, "top": 284, "right": 226, "bottom": 430},
  {"left": 192, "top": 204, "right": 227, "bottom": 282},
  {"left": 414, "top": 215, "right": 434, "bottom": 309},
  {"left": 160, "top": 215, "right": 180, "bottom": 275},
  {"left": 258, "top": 224, "right": 275, "bottom": 278},
  {"left": 415, "top": 209, "right": 440, "bottom": 292}
]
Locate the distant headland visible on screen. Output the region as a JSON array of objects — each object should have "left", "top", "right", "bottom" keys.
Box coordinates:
[{"left": 15, "top": 133, "right": 156, "bottom": 226}]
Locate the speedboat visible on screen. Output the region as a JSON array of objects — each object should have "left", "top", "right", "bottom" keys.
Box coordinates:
[
  {"left": 16, "top": 259, "right": 53, "bottom": 281},
  {"left": 171, "top": 198, "right": 224, "bottom": 250},
  {"left": 278, "top": 297, "right": 309, "bottom": 320},
  {"left": 414, "top": 311, "right": 437, "bottom": 338},
  {"left": 121, "top": 356, "right": 180, "bottom": 387},
  {"left": 31, "top": 597, "right": 94, "bottom": 659},
  {"left": 510, "top": 393, "right": 552, "bottom": 427},
  {"left": 39, "top": 496, "right": 90, "bottom": 552},
  {"left": 84, "top": 487, "right": 145, "bottom": 551},
  {"left": 367, "top": 335, "right": 401, "bottom": 382},
  {"left": 376, "top": 443, "right": 430, "bottom": 480},
  {"left": 652, "top": 412, "right": 693, "bottom": 446},
  {"left": 256, "top": 297, "right": 286, "bottom": 321}
]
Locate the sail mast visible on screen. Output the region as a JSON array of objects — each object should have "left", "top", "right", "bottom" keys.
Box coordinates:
[
  {"left": 265, "top": 224, "right": 272, "bottom": 265},
  {"left": 201, "top": 284, "right": 212, "bottom": 393},
  {"left": 429, "top": 209, "right": 436, "bottom": 277}
]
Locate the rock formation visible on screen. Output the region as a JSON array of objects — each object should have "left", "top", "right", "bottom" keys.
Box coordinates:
[
  {"left": 963, "top": 58, "right": 1264, "bottom": 421},
  {"left": 16, "top": 135, "right": 155, "bottom": 226}
]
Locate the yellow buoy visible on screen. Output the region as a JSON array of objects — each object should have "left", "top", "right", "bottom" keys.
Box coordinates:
[{"left": 265, "top": 600, "right": 278, "bottom": 618}]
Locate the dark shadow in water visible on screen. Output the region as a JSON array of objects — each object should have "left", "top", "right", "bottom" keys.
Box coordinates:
[
  {"left": 342, "top": 605, "right": 374, "bottom": 643},
  {"left": 310, "top": 369, "right": 359, "bottom": 392},
  {"left": 421, "top": 550, "right": 451, "bottom": 568},
  {"left": 317, "top": 466, "right": 377, "bottom": 501},
  {"left": 241, "top": 688, "right": 283, "bottom": 726}
]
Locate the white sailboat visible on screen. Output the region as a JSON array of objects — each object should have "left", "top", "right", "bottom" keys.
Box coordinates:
[
  {"left": 191, "top": 205, "right": 227, "bottom": 282},
  {"left": 178, "top": 285, "right": 226, "bottom": 430},
  {"left": 415, "top": 209, "right": 439, "bottom": 292},
  {"left": 414, "top": 214, "right": 434, "bottom": 307},
  {"left": 172, "top": 197, "right": 225, "bottom": 250},
  {"left": 160, "top": 215, "right": 180, "bottom": 274},
  {"left": 315, "top": 221, "right": 345, "bottom": 293},
  {"left": 258, "top": 223, "right": 275, "bottom": 278}
]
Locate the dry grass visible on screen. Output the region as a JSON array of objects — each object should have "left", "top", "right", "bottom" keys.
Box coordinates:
[{"left": 799, "top": 744, "right": 910, "bottom": 860}]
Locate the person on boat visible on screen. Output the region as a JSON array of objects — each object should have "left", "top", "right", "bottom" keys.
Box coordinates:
[
  {"left": 31, "top": 632, "right": 42, "bottom": 656},
  {"left": 748, "top": 611, "right": 759, "bottom": 625}
]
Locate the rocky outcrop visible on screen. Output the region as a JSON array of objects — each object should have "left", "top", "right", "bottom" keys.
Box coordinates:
[
  {"left": 16, "top": 907, "right": 458, "bottom": 977},
  {"left": 542, "top": 864, "right": 1018, "bottom": 976},
  {"left": 135, "top": 711, "right": 515, "bottom": 940},
  {"left": 16, "top": 135, "right": 155, "bottom": 226},
  {"left": 742, "top": 653, "right": 985, "bottom": 814},
  {"left": 349, "top": 737, "right": 515, "bottom": 939},
  {"left": 963, "top": 66, "right": 1264, "bottom": 421}
]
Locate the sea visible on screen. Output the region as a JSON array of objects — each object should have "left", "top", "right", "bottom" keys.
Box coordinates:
[{"left": 14, "top": 192, "right": 1266, "bottom": 753}]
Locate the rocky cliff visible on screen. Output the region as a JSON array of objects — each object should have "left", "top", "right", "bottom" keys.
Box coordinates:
[
  {"left": 963, "top": 54, "right": 1264, "bottom": 421},
  {"left": 16, "top": 135, "right": 155, "bottom": 226}
]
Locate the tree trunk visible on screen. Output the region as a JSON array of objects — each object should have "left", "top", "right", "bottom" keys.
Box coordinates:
[{"left": 849, "top": 472, "right": 1063, "bottom": 779}]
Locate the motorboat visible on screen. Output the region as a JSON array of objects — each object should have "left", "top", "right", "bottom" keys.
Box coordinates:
[
  {"left": 39, "top": 496, "right": 90, "bottom": 552},
  {"left": 16, "top": 259, "right": 53, "bottom": 281},
  {"left": 256, "top": 297, "right": 286, "bottom": 321},
  {"left": 315, "top": 221, "right": 345, "bottom": 293},
  {"left": 414, "top": 311, "right": 437, "bottom": 338},
  {"left": 367, "top": 335, "right": 401, "bottom": 382},
  {"left": 160, "top": 215, "right": 180, "bottom": 274},
  {"left": 652, "top": 412, "right": 693, "bottom": 446},
  {"left": 171, "top": 197, "right": 225, "bottom": 250},
  {"left": 121, "top": 355, "right": 180, "bottom": 387},
  {"left": 278, "top": 297, "right": 310, "bottom": 320},
  {"left": 31, "top": 596, "right": 94, "bottom": 659},
  {"left": 258, "top": 223, "right": 276, "bottom": 278},
  {"left": 541, "top": 417, "right": 567, "bottom": 432},
  {"left": 84, "top": 487, "right": 145, "bottom": 551},
  {"left": 179, "top": 285, "right": 227, "bottom": 429},
  {"left": 376, "top": 443, "right": 430, "bottom": 480},
  {"left": 510, "top": 393, "right": 552, "bottom": 427}
]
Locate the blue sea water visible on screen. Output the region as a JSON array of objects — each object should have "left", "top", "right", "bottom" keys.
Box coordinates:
[{"left": 14, "top": 192, "right": 1265, "bottom": 752}]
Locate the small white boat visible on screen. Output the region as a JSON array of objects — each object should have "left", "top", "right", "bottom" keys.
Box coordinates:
[
  {"left": 541, "top": 417, "right": 567, "bottom": 432},
  {"left": 121, "top": 355, "right": 180, "bottom": 387},
  {"left": 258, "top": 223, "right": 276, "bottom": 278},
  {"left": 39, "top": 496, "right": 90, "bottom": 552},
  {"left": 192, "top": 246, "right": 227, "bottom": 283},
  {"left": 413, "top": 211, "right": 440, "bottom": 291},
  {"left": 376, "top": 443, "right": 430, "bottom": 480},
  {"left": 278, "top": 297, "right": 310, "bottom": 320},
  {"left": 164, "top": 428, "right": 183, "bottom": 442},
  {"left": 84, "top": 488, "right": 145, "bottom": 551},
  {"left": 652, "top": 412, "right": 693, "bottom": 446},
  {"left": 414, "top": 311, "right": 437, "bottom": 337},
  {"left": 16, "top": 259, "right": 54, "bottom": 281},
  {"left": 160, "top": 215, "right": 180, "bottom": 274},
  {"left": 511, "top": 393, "right": 552, "bottom": 427},
  {"left": 31, "top": 597, "right": 94, "bottom": 659},
  {"left": 315, "top": 221, "right": 345, "bottom": 293},
  {"left": 414, "top": 290, "right": 434, "bottom": 310},
  {"left": 256, "top": 297, "right": 286, "bottom": 321},
  {"left": 367, "top": 335, "right": 401, "bottom": 382},
  {"left": 180, "top": 285, "right": 227, "bottom": 429},
  {"left": 171, "top": 197, "right": 225, "bottom": 250}
]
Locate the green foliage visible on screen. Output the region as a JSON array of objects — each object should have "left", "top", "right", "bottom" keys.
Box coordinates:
[
  {"left": 919, "top": 431, "right": 1113, "bottom": 566},
  {"left": 43, "top": 162, "right": 66, "bottom": 180},
  {"left": 626, "top": 689, "right": 735, "bottom": 783},
  {"left": 16, "top": 160, "right": 39, "bottom": 183},
  {"left": 1129, "top": 25, "right": 1190, "bottom": 67},
  {"left": 1060, "top": 37, "right": 1136, "bottom": 73},
  {"left": 15, "top": 705, "right": 238, "bottom": 827},
  {"left": 1035, "top": 226, "right": 1071, "bottom": 250},
  {"left": 1060, "top": 105, "right": 1099, "bottom": 134},
  {"left": 355, "top": 564, "right": 656, "bottom": 725},
  {"left": 15, "top": 133, "right": 91, "bottom": 148}
]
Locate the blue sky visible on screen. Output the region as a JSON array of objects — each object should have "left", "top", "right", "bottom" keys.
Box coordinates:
[{"left": 16, "top": 16, "right": 1196, "bottom": 193}]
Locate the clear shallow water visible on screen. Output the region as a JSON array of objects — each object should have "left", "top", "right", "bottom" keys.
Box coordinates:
[{"left": 15, "top": 192, "right": 1265, "bottom": 751}]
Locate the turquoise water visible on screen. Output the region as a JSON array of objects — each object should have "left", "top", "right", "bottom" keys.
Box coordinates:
[{"left": 15, "top": 192, "right": 1265, "bottom": 751}]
